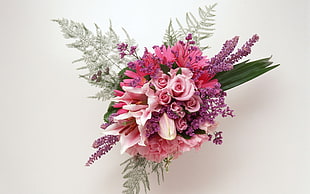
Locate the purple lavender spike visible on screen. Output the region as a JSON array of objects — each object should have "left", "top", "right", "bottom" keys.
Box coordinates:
[
  {"left": 85, "top": 135, "right": 119, "bottom": 166},
  {"left": 207, "top": 36, "right": 239, "bottom": 74},
  {"left": 225, "top": 34, "right": 259, "bottom": 64}
]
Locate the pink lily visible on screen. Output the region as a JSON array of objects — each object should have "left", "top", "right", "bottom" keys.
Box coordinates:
[{"left": 103, "top": 117, "right": 142, "bottom": 154}]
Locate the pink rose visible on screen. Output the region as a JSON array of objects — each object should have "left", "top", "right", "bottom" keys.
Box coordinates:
[
  {"left": 177, "top": 134, "right": 209, "bottom": 152},
  {"left": 152, "top": 71, "right": 170, "bottom": 90},
  {"left": 175, "top": 118, "right": 188, "bottom": 132},
  {"left": 199, "top": 121, "right": 218, "bottom": 134},
  {"left": 126, "top": 134, "right": 180, "bottom": 163},
  {"left": 184, "top": 95, "right": 202, "bottom": 112},
  {"left": 157, "top": 88, "right": 171, "bottom": 105},
  {"left": 169, "top": 74, "right": 195, "bottom": 101},
  {"left": 170, "top": 102, "right": 185, "bottom": 117}
]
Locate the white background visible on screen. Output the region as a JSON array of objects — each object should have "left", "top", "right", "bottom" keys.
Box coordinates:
[{"left": 1, "top": 0, "right": 309, "bottom": 193}]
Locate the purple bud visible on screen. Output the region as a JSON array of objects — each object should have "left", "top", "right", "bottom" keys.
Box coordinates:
[
  {"left": 117, "top": 43, "right": 128, "bottom": 52},
  {"left": 120, "top": 52, "right": 126, "bottom": 59},
  {"left": 127, "top": 62, "right": 136, "bottom": 69},
  {"left": 213, "top": 131, "right": 223, "bottom": 145},
  {"left": 129, "top": 46, "right": 137, "bottom": 55},
  {"left": 91, "top": 74, "right": 97, "bottom": 81},
  {"left": 186, "top": 33, "right": 193, "bottom": 40}
]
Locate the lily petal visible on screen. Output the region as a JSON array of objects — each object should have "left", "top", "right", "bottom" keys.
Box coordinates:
[
  {"left": 158, "top": 113, "right": 177, "bottom": 140},
  {"left": 120, "top": 127, "right": 141, "bottom": 154},
  {"left": 123, "top": 104, "right": 148, "bottom": 112}
]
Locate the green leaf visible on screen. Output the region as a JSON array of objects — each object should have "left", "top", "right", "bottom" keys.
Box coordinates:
[
  {"left": 172, "top": 62, "right": 178, "bottom": 69},
  {"left": 194, "top": 129, "right": 206, "bottom": 134},
  {"left": 214, "top": 57, "right": 280, "bottom": 91},
  {"left": 160, "top": 64, "right": 170, "bottom": 74},
  {"left": 115, "top": 67, "right": 131, "bottom": 91},
  {"left": 178, "top": 133, "right": 191, "bottom": 139},
  {"left": 118, "top": 67, "right": 131, "bottom": 79},
  {"left": 103, "top": 101, "right": 118, "bottom": 122},
  {"left": 176, "top": 68, "right": 182, "bottom": 75},
  {"left": 178, "top": 129, "right": 206, "bottom": 139},
  {"left": 144, "top": 75, "right": 151, "bottom": 81}
]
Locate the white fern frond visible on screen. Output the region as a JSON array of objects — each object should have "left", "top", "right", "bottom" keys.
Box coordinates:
[
  {"left": 163, "top": 3, "right": 217, "bottom": 49},
  {"left": 54, "top": 19, "right": 135, "bottom": 101}
]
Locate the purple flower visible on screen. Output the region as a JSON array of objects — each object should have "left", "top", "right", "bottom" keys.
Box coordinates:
[
  {"left": 186, "top": 33, "right": 193, "bottom": 40},
  {"left": 86, "top": 135, "right": 119, "bottom": 166},
  {"left": 129, "top": 46, "right": 137, "bottom": 55},
  {"left": 207, "top": 34, "right": 259, "bottom": 74},
  {"left": 119, "top": 52, "right": 126, "bottom": 59},
  {"left": 117, "top": 43, "right": 128, "bottom": 52},
  {"left": 225, "top": 34, "right": 260, "bottom": 65},
  {"left": 213, "top": 131, "right": 223, "bottom": 145}
]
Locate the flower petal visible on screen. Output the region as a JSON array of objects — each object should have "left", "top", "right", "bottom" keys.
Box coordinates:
[
  {"left": 120, "top": 128, "right": 140, "bottom": 154},
  {"left": 158, "top": 113, "right": 176, "bottom": 140}
]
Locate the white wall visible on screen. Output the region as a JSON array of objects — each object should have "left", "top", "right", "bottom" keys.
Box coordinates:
[{"left": 0, "top": 0, "right": 309, "bottom": 193}]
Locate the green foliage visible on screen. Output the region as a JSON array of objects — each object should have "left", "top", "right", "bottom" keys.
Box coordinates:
[
  {"left": 214, "top": 57, "right": 280, "bottom": 91},
  {"left": 176, "top": 68, "right": 182, "bottom": 75},
  {"left": 164, "top": 4, "right": 217, "bottom": 49},
  {"left": 121, "top": 155, "right": 165, "bottom": 194},
  {"left": 178, "top": 129, "right": 207, "bottom": 139},
  {"left": 103, "top": 101, "right": 118, "bottom": 122},
  {"left": 53, "top": 19, "right": 136, "bottom": 100},
  {"left": 159, "top": 64, "right": 170, "bottom": 75}
]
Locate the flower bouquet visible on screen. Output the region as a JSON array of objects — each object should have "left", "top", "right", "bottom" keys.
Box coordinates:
[{"left": 55, "top": 4, "right": 279, "bottom": 194}]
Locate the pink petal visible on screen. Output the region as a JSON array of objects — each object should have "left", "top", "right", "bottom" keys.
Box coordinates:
[
  {"left": 114, "top": 90, "right": 124, "bottom": 97},
  {"left": 117, "top": 109, "right": 128, "bottom": 115},
  {"left": 113, "top": 102, "right": 126, "bottom": 108},
  {"left": 124, "top": 70, "right": 137, "bottom": 78},
  {"left": 103, "top": 123, "right": 123, "bottom": 135},
  {"left": 120, "top": 128, "right": 140, "bottom": 154},
  {"left": 201, "top": 79, "right": 218, "bottom": 88},
  {"left": 123, "top": 104, "right": 148, "bottom": 112}
]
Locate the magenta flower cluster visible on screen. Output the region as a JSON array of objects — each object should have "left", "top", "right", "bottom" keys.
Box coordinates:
[{"left": 87, "top": 34, "right": 259, "bottom": 164}]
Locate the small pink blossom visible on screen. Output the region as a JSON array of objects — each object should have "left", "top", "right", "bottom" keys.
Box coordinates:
[
  {"left": 177, "top": 134, "right": 209, "bottom": 152},
  {"left": 199, "top": 121, "right": 219, "bottom": 134},
  {"left": 153, "top": 45, "right": 176, "bottom": 65},
  {"left": 126, "top": 134, "right": 210, "bottom": 163},
  {"left": 184, "top": 95, "right": 202, "bottom": 112},
  {"left": 126, "top": 135, "right": 180, "bottom": 163},
  {"left": 169, "top": 74, "right": 195, "bottom": 101},
  {"left": 175, "top": 118, "right": 187, "bottom": 132},
  {"left": 170, "top": 102, "right": 185, "bottom": 117},
  {"left": 152, "top": 71, "right": 170, "bottom": 90},
  {"left": 157, "top": 88, "right": 171, "bottom": 105}
]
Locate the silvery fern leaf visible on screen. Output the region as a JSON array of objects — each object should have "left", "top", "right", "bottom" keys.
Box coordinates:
[
  {"left": 54, "top": 19, "right": 136, "bottom": 101},
  {"left": 163, "top": 20, "right": 180, "bottom": 46},
  {"left": 164, "top": 4, "right": 216, "bottom": 49},
  {"left": 121, "top": 156, "right": 165, "bottom": 194}
]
